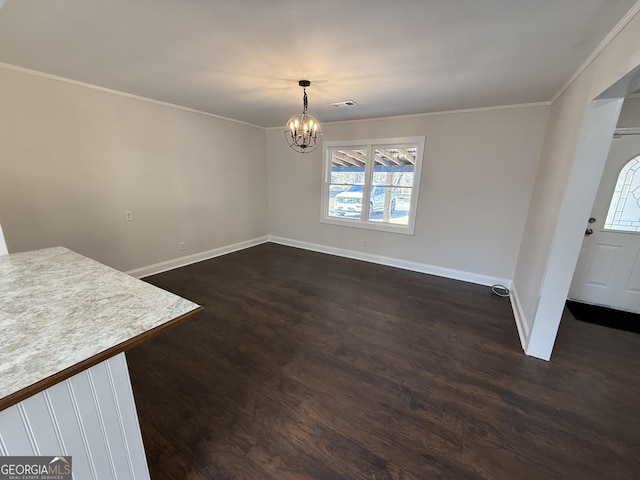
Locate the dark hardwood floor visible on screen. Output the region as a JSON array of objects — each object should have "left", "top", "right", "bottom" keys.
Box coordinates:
[{"left": 126, "top": 243, "right": 640, "bottom": 480}]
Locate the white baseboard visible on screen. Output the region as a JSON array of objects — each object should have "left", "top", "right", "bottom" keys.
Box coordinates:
[
  {"left": 268, "top": 235, "right": 512, "bottom": 288},
  {"left": 509, "top": 285, "right": 530, "bottom": 353},
  {"left": 125, "top": 235, "right": 527, "bottom": 353},
  {"left": 125, "top": 236, "right": 269, "bottom": 278}
]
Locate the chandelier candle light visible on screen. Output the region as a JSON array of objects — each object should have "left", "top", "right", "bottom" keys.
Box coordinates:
[{"left": 285, "top": 80, "right": 322, "bottom": 153}]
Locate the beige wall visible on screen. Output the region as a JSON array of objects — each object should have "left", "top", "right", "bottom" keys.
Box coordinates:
[
  {"left": 267, "top": 106, "right": 549, "bottom": 281},
  {"left": 0, "top": 65, "right": 549, "bottom": 285},
  {"left": 0, "top": 68, "right": 268, "bottom": 271},
  {"left": 513, "top": 9, "right": 640, "bottom": 359}
]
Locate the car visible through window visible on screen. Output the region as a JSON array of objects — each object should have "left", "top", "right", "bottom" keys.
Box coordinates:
[{"left": 334, "top": 185, "right": 396, "bottom": 215}]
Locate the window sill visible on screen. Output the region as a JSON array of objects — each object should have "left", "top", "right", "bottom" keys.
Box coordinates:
[{"left": 321, "top": 216, "right": 416, "bottom": 235}]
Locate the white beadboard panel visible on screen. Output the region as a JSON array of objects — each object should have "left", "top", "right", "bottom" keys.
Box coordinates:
[
  {"left": 88, "top": 361, "right": 135, "bottom": 480},
  {"left": 47, "top": 380, "right": 98, "bottom": 479},
  {"left": 0, "top": 355, "right": 151, "bottom": 480},
  {"left": 107, "top": 354, "right": 151, "bottom": 480},
  {"left": 17, "top": 404, "right": 38, "bottom": 453},
  {"left": 67, "top": 371, "right": 117, "bottom": 480},
  {"left": 20, "top": 393, "right": 63, "bottom": 454},
  {"left": 0, "top": 404, "right": 36, "bottom": 454},
  {"left": 42, "top": 391, "right": 66, "bottom": 453}
]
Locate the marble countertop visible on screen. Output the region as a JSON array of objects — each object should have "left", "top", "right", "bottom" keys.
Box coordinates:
[{"left": 0, "top": 247, "right": 201, "bottom": 409}]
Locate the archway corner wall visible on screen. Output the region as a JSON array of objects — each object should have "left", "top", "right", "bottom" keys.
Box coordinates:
[{"left": 511, "top": 4, "right": 640, "bottom": 360}]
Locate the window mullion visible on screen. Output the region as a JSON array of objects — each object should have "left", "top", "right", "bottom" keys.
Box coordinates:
[{"left": 362, "top": 145, "right": 375, "bottom": 223}]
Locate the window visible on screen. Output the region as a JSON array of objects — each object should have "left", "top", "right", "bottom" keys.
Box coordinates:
[
  {"left": 321, "top": 136, "right": 425, "bottom": 234},
  {"left": 604, "top": 154, "right": 640, "bottom": 232}
]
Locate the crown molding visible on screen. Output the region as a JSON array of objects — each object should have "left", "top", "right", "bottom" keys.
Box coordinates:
[{"left": 0, "top": 62, "right": 264, "bottom": 129}]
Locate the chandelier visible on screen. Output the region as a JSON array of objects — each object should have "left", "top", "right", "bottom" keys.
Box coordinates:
[{"left": 285, "top": 80, "right": 322, "bottom": 153}]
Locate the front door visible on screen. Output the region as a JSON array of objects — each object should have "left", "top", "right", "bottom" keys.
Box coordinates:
[{"left": 569, "top": 134, "right": 640, "bottom": 313}]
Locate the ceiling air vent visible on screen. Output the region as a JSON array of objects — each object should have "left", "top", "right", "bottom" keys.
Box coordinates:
[{"left": 330, "top": 100, "right": 358, "bottom": 108}]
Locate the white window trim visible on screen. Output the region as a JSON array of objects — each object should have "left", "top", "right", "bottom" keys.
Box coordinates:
[{"left": 320, "top": 136, "right": 425, "bottom": 235}]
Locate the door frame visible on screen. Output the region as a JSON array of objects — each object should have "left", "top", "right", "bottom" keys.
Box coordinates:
[
  {"left": 568, "top": 132, "right": 640, "bottom": 312},
  {"left": 526, "top": 99, "right": 623, "bottom": 360},
  {"left": 526, "top": 66, "right": 640, "bottom": 360}
]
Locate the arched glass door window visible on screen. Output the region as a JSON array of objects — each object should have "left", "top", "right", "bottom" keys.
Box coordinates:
[{"left": 604, "top": 154, "right": 640, "bottom": 232}]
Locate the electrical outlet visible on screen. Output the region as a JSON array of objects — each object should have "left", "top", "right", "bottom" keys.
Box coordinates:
[
  {"left": 179, "top": 241, "right": 186, "bottom": 251},
  {"left": 125, "top": 211, "right": 133, "bottom": 222}
]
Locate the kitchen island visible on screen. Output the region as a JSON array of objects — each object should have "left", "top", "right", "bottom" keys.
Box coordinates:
[{"left": 0, "top": 247, "right": 202, "bottom": 479}]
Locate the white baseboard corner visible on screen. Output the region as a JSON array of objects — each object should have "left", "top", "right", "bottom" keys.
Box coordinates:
[
  {"left": 268, "top": 235, "right": 512, "bottom": 288},
  {"left": 125, "top": 235, "right": 269, "bottom": 278},
  {"left": 509, "top": 285, "right": 530, "bottom": 353}
]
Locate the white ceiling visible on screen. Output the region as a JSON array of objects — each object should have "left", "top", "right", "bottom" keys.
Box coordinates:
[{"left": 0, "top": 0, "right": 637, "bottom": 128}]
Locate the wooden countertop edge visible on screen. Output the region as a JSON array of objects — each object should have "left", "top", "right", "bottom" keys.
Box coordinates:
[{"left": 0, "top": 305, "right": 204, "bottom": 411}]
